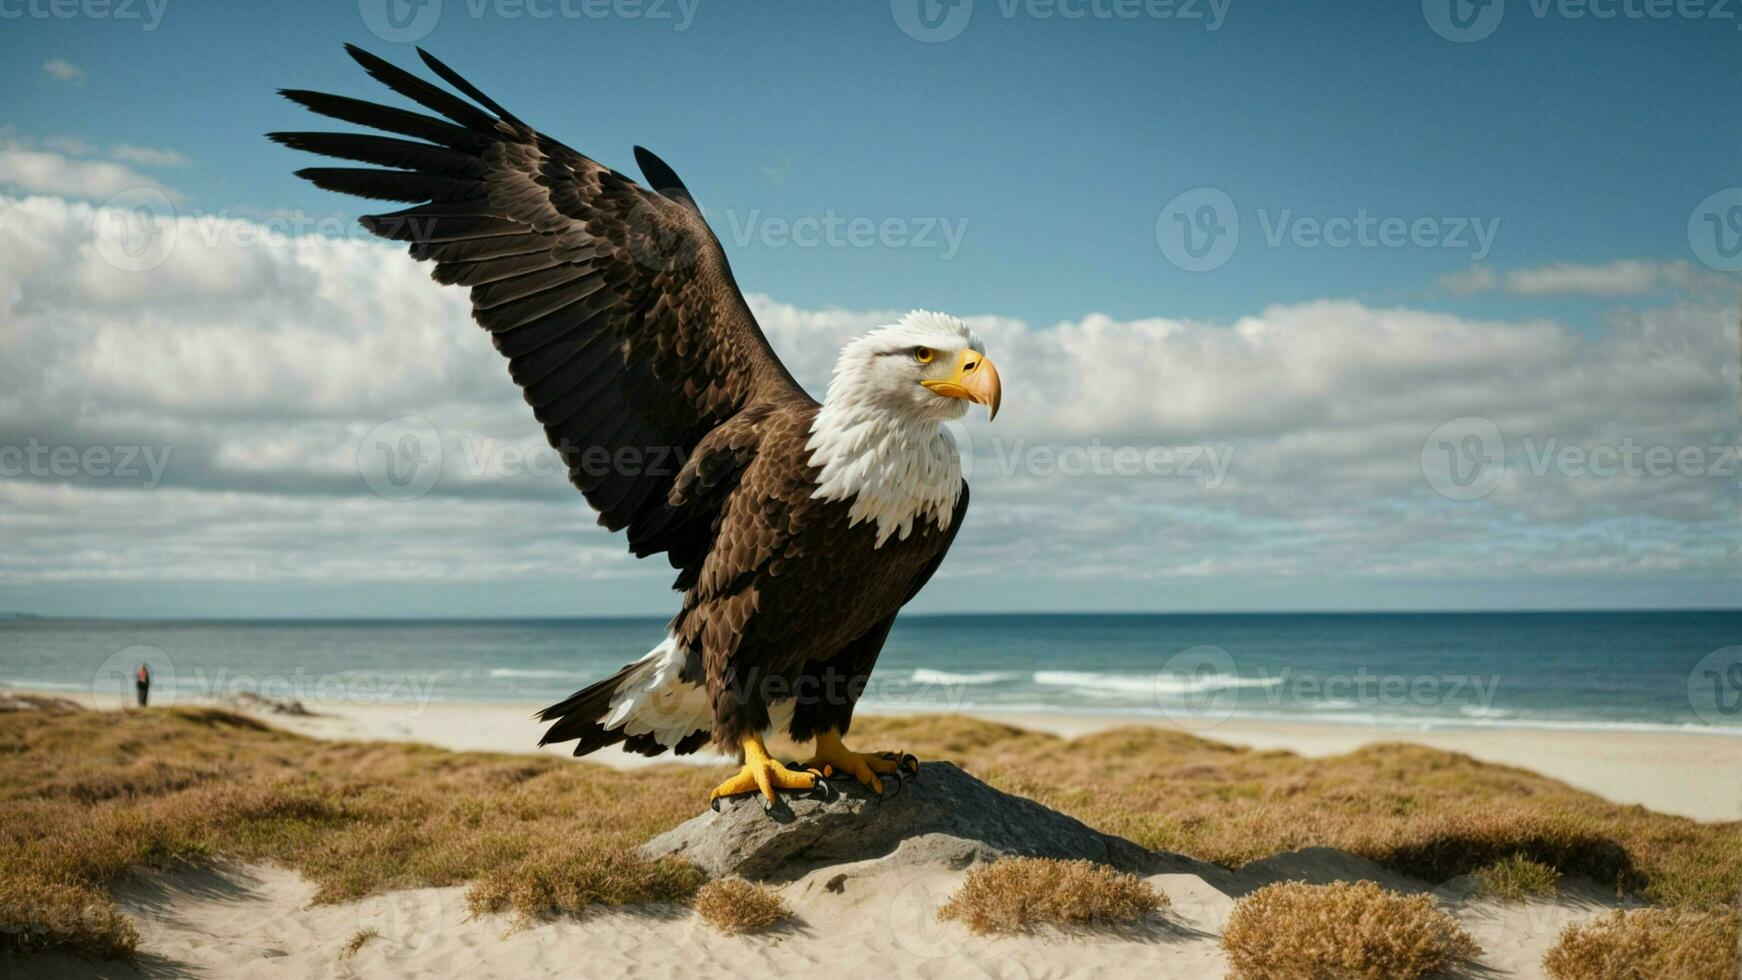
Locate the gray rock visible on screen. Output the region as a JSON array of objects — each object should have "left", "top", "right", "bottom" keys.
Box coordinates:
[{"left": 640, "top": 761, "right": 1196, "bottom": 881}]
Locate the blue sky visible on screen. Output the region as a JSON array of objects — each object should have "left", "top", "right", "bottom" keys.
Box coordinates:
[
  {"left": 3, "top": 0, "right": 1736, "bottom": 326},
  {"left": 0, "top": 0, "right": 1738, "bottom": 616}
]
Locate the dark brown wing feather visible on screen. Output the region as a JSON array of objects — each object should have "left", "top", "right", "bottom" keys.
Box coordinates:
[{"left": 272, "top": 45, "right": 811, "bottom": 573}]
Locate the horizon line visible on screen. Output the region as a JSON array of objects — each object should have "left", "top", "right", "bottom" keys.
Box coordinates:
[{"left": 4, "top": 607, "right": 1740, "bottom": 623}]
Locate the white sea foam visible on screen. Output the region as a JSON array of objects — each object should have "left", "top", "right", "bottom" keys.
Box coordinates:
[
  {"left": 487, "top": 668, "right": 580, "bottom": 679},
  {"left": 913, "top": 702, "right": 1742, "bottom": 737},
  {"left": 0, "top": 678, "right": 86, "bottom": 692},
  {"left": 909, "top": 668, "right": 1017, "bottom": 686},
  {"left": 1033, "top": 670, "right": 1284, "bottom": 697}
]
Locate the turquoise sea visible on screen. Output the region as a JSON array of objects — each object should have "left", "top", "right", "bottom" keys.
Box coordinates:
[{"left": 3, "top": 612, "right": 1740, "bottom": 734}]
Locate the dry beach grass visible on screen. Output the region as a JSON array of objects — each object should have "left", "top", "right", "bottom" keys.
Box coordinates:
[
  {"left": 1, "top": 702, "right": 1738, "bottom": 972},
  {"left": 937, "top": 856, "right": 1165, "bottom": 934},
  {"left": 692, "top": 877, "right": 792, "bottom": 934},
  {"left": 1474, "top": 853, "right": 1564, "bottom": 900},
  {"left": 844, "top": 714, "right": 1742, "bottom": 908},
  {"left": 1540, "top": 907, "right": 1741, "bottom": 980},
  {"left": 1220, "top": 879, "right": 1479, "bottom": 979}
]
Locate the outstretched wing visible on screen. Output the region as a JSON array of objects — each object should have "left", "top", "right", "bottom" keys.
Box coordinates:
[{"left": 272, "top": 45, "right": 812, "bottom": 568}]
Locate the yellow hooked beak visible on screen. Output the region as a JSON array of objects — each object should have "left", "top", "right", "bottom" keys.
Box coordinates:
[{"left": 921, "top": 350, "right": 1002, "bottom": 420}]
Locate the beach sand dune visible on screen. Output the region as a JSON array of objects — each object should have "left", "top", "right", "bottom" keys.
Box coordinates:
[
  {"left": 21, "top": 850, "right": 1629, "bottom": 980},
  {"left": 8, "top": 690, "right": 1732, "bottom": 979}
]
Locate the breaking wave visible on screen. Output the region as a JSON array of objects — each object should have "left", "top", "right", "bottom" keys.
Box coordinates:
[
  {"left": 1033, "top": 670, "right": 1284, "bottom": 697},
  {"left": 908, "top": 668, "right": 1018, "bottom": 686}
]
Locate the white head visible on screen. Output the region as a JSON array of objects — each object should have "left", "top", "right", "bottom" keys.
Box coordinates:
[
  {"left": 818, "top": 310, "right": 1001, "bottom": 424},
  {"left": 807, "top": 311, "right": 1002, "bottom": 545}
]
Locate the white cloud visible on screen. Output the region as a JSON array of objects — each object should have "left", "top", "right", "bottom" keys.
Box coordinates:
[
  {"left": 108, "top": 144, "right": 191, "bottom": 168},
  {"left": 0, "top": 149, "right": 179, "bottom": 203},
  {"left": 1439, "top": 259, "right": 1719, "bottom": 298},
  {"left": 1504, "top": 259, "right": 1707, "bottom": 297},
  {"left": 42, "top": 135, "right": 94, "bottom": 156},
  {"left": 0, "top": 193, "right": 1737, "bottom": 610},
  {"left": 23, "top": 134, "right": 190, "bottom": 169},
  {"left": 42, "top": 59, "right": 85, "bottom": 84},
  {"left": 1437, "top": 265, "right": 1496, "bottom": 295}
]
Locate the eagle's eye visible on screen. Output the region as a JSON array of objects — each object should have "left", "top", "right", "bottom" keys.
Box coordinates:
[{"left": 912, "top": 346, "right": 935, "bottom": 364}]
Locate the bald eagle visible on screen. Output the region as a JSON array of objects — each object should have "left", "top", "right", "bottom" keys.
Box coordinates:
[{"left": 274, "top": 46, "right": 1000, "bottom": 808}]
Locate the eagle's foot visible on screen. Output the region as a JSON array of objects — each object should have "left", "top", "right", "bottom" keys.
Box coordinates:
[
  {"left": 710, "top": 733, "right": 817, "bottom": 811},
  {"left": 800, "top": 729, "right": 919, "bottom": 796}
]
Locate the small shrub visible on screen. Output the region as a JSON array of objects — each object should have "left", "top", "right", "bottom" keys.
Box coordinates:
[
  {"left": 0, "top": 872, "right": 139, "bottom": 959},
  {"left": 341, "top": 927, "right": 379, "bottom": 959},
  {"left": 1474, "top": 854, "right": 1561, "bottom": 900},
  {"left": 692, "top": 878, "right": 791, "bottom": 935},
  {"left": 1542, "top": 908, "right": 1740, "bottom": 980},
  {"left": 937, "top": 857, "right": 1164, "bottom": 935},
  {"left": 464, "top": 844, "right": 703, "bottom": 928},
  {"left": 1221, "top": 880, "right": 1479, "bottom": 980}
]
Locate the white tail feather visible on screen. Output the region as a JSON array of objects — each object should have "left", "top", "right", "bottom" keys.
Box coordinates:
[{"left": 602, "top": 636, "right": 712, "bottom": 749}]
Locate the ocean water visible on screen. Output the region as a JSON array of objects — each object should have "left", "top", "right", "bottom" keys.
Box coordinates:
[{"left": 2, "top": 612, "right": 1740, "bottom": 735}]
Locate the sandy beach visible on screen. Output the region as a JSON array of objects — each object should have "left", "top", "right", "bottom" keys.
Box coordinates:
[{"left": 22, "top": 850, "right": 1634, "bottom": 980}]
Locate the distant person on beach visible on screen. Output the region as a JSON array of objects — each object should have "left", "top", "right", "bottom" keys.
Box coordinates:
[{"left": 135, "top": 663, "right": 150, "bottom": 707}]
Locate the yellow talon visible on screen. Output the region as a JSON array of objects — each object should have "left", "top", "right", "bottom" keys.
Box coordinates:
[
  {"left": 709, "top": 733, "right": 816, "bottom": 807},
  {"left": 800, "top": 729, "right": 915, "bottom": 795}
]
